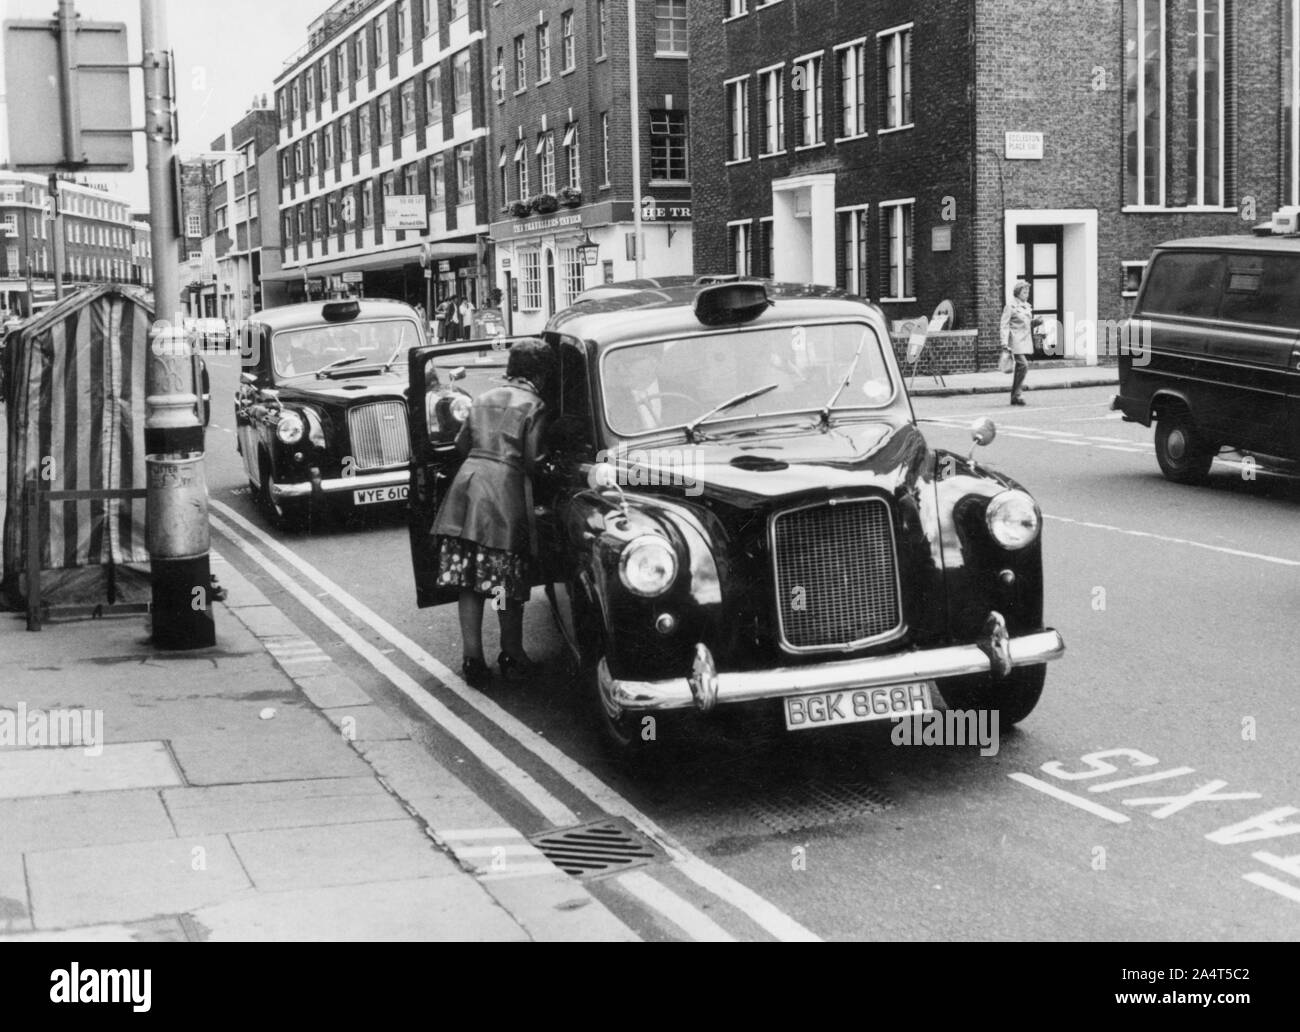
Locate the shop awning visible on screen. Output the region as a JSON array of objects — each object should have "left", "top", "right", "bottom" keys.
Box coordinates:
[{"left": 261, "top": 241, "right": 478, "bottom": 282}]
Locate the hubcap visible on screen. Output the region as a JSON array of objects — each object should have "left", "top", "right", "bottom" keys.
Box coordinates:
[{"left": 1166, "top": 428, "right": 1187, "bottom": 461}]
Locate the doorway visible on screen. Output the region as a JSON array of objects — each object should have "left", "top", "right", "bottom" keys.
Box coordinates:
[{"left": 1016, "top": 225, "right": 1062, "bottom": 360}]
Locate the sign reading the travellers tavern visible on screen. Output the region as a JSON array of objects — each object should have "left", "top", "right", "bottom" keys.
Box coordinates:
[
  {"left": 640, "top": 196, "right": 692, "bottom": 222},
  {"left": 511, "top": 212, "right": 582, "bottom": 234},
  {"left": 383, "top": 195, "right": 428, "bottom": 230}
]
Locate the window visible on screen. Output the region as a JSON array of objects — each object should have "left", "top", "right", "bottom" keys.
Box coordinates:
[
  {"left": 520, "top": 250, "right": 542, "bottom": 309},
  {"left": 308, "top": 134, "right": 318, "bottom": 174},
  {"left": 879, "top": 25, "right": 913, "bottom": 130},
  {"left": 305, "top": 67, "right": 316, "bottom": 107},
  {"left": 397, "top": 0, "right": 410, "bottom": 51},
  {"left": 879, "top": 199, "right": 914, "bottom": 300},
  {"left": 289, "top": 81, "right": 300, "bottom": 118},
  {"left": 562, "top": 246, "right": 584, "bottom": 305},
  {"left": 562, "top": 11, "right": 576, "bottom": 71},
  {"left": 295, "top": 208, "right": 305, "bottom": 237},
  {"left": 1121, "top": 260, "right": 1148, "bottom": 297},
  {"left": 728, "top": 0, "right": 748, "bottom": 16},
  {"left": 186, "top": 214, "right": 201, "bottom": 237},
  {"left": 537, "top": 23, "right": 551, "bottom": 81},
  {"left": 516, "top": 141, "right": 531, "bottom": 197},
  {"left": 499, "top": 145, "right": 509, "bottom": 203},
  {"left": 381, "top": 172, "right": 395, "bottom": 209},
  {"left": 323, "top": 127, "right": 334, "bottom": 169},
  {"left": 453, "top": 50, "right": 471, "bottom": 113},
  {"left": 601, "top": 112, "right": 611, "bottom": 184},
  {"left": 655, "top": 0, "right": 688, "bottom": 55},
  {"left": 422, "top": 0, "right": 438, "bottom": 37},
  {"left": 429, "top": 153, "right": 444, "bottom": 209},
  {"left": 565, "top": 122, "right": 581, "bottom": 186},
  {"left": 321, "top": 57, "right": 331, "bottom": 98},
  {"left": 597, "top": 0, "right": 608, "bottom": 58},
  {"left": 310, "top": 203, "right": 320, "bottom": 236},
  {"left": 756, "top": 217, "right": 773, "bottom": 278},
  {"left": 1286, "top": 0, "right": 1298, "bottom": 205},
  {"left": 374, "top": 16, "right": 387, "bottom": 65},
  {"left": 358, "top": 105, "right": 371, "bottom": 150},
  {"left": 729, "top": 221, "right": 752, "bottom": 275},
  {"left": 514, "top": 35, "right": 527, "bottom": 91},
  {"left": 838, "top": 207, "right": 869, "bottom": 297},
  {"left": 328, "top": 193, "right": 339, "bottom": 230},
  {"left": 759, "top": 66, "right": 784, "bottom": 155},
  {"left": 426, "top": 66, "right": 443, "bottom": 124},
  {"left": 361, "top": 181, "right": 374, "bottom": 227},
  {"left": 403, "top": 162, "right": 419, "bottom": 196},
  {"left": 378, "top": 98, "right": 393, "bottom": 144},
  {"left": 249, "top": 192, "right": 259, "bottom": 219},
  {"left": 355, "top": 30, "right": 367, "bottom": 78},
  {"left": 450, "top": 0, "right": 467, "bottom": 19},
  {"left": 457, "top": 144, "right": 475, "bottom": 202},
  {"left": 340, "top": 118, "right": 353, "bottom": 162},
  {"left": 1185, "top": 0, "right": 1227, "bottom": 207},
  {"left": 794, "top": 53, "right": 823, "bottom": 146},
  {"left": 494, "top": 46, "right": 506, "bottom": 103},
  {"left": 837, "top": 40, "right": 867, "bottom": 138},
  {"left": 650, "top": 110, "right": 689, "bottom": 180},
  {"left": 539, "top": 132, "right": 556, "bottom": 194},
  {"left": 727, "top": 77, "right": 750, "bottom": 161},
  {"left": 400, "top": 81, "right": 416, "bottom": 134},
  {"left": 335, "top": 45, "right": 348, "bottom": 91}
]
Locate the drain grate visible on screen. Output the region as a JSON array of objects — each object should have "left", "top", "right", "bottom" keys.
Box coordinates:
[
  {"left": 529, "top": 817, "right": 663, "bottom": 879},
  {"left": 746, "top": 781, "right": 895, "bottom": 834}
]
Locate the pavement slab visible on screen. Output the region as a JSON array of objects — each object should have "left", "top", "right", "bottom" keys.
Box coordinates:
[
  {"left": 0, "top": 789, "right": 174, "bottom": 852},
  {"left": 1, "top": 917, "right": 190, "bottom": 942},
  {"left": 25, "top": 835, "right": 252, "bottom": 929},
  {"left": 163, "top": 777, "right": 408, "bottom": 836},
  {"left": 292, "top": 672, "right": 373, "bottom": 709},
  {"left": 189, "top": 875, "right": 528, "bottom": 941},
  {"left": 167, "top": 718, "right": 371, "bottom": 785},
  {"left": 0, "top": 742, "right": 181, "bottom": 799},
  {"left": 321, "top": 704, "right": 411, "bottom": 743},
  {"left": 228, "top": 819, "right": 456, "bottom": 892}
]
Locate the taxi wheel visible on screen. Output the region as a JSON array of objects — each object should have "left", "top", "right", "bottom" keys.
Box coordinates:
[
  {"left": 1154, "top": 412, "right": 1214, "bottom": 485},
  {"left": 258, "top": 459, "right": 309, "bottom": 533},
  {"left": 941, "top": 663, "right": 1045, "bottom": 728}
]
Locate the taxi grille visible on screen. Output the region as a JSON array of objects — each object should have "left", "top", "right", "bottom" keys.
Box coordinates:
[
  {"left": 347, "top": 402, "right": 410, "bottom": 471},
  {"left": 771, "top": 498, "right": 902, "bottom": 651}
]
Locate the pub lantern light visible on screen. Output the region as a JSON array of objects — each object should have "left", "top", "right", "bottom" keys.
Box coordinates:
[{"left": 576, "top": 231, "right": 599, "bottom": 268}]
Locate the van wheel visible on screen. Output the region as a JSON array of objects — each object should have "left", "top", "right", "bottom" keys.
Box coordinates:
[{"left": 1155, "top": 412, "right": 1214, "bottom": 485}]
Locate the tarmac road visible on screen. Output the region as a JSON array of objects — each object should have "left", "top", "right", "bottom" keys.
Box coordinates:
[{"left": 204, "top": 352, "right": 1300, "bottom": 941}]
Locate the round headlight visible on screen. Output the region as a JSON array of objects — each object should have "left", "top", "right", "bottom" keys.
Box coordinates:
[
  {"left": 276, "top": 409, "right": 305, "bottom": 445},
  {"left": 619, "top": 535, "right": 678, "bottom": 597},
  {"left": 449, "top": 394, "right": 471, "bottom": 425},
  {"left": 985, "top": 490, "right": 1041, "bottom": 550}
]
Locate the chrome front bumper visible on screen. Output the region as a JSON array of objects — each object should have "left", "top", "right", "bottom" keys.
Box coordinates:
[
  {"left": 270, "top": 468, "right": 408, "bottom": 502},
  {"left": 598, "top": 628, "right": 1065, "bottom": 716}
]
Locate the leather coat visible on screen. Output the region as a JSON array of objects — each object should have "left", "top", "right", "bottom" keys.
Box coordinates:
[
  {"left": 1000, "top": 296, "right": 1035, "bottom": 356},
  {"left": 431, "top": 381, "right": 546, "bottom": 554}
]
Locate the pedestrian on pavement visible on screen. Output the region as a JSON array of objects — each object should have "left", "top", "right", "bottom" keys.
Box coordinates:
[
  {"left": 457, "top": 294, "right": 476, "bottom": 339},
  {"left": 436, "top": 295, "right": 457, "bottom": 342},
  {"left": 1001, "top": 279, "right": 1034, "bottom": 406},
  {"left": 429, "top": 338, "right": 555, "bottom": 688}
]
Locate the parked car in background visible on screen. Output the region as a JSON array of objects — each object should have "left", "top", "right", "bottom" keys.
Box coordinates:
[
  {"left": 406, "top": 278, "right": 1065, "bottom": 762},
  {"left": 184, "top": 317, "right": 231, "bottom": 351},
  {"left": 1114, "top": 223, "right": 1300, "bottom": 483},
  {"left": 234, "top": 298, "right": 424, "bottom": 530}
]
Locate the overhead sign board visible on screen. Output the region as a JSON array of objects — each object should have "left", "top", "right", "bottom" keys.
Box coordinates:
[
  {"left": 383, "top": 194, "right": 428, "bottom": 230},
  {"left": 1005, "top": 131, "right": 1044, "bottom": 161},
  {"left": 4, "top": 19, "right": 134, "bottom": 171}
]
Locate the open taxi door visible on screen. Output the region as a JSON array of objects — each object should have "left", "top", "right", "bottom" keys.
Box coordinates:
[{"left": 407, "top": 337, "right": 543, "bottom": 607}]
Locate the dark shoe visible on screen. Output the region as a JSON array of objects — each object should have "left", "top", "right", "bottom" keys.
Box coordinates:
[
  {"left": 461, "top": 656, "right": 491, "bottom": 688},
  {"left": 498, "top": 652, "right": 541, "bottom": 684},
  {"left": 1011, "top": 397, "right": 1027, "bottom": 406}
]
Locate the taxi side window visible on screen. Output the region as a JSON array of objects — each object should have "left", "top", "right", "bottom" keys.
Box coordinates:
[
  {"left": 545, "top": 332, "right": 594, "bottom": 454},
  {"left": 1139, "top": 252, "right": 1227, "bottom": 320}
]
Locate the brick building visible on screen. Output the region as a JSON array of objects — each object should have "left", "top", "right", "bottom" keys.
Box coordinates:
[
  {"left": 486, "top": 0, "right": 694, "bottom": 334},
  {"left": 691, "top": 0, "right": 1296, "bottom": 372},
  {"left": 206, "top": 103, "right": 288, "bottom": 319},
  {"left": 180, "top": 158, "right": 219, "bottom": 317},
  {"left": 267, "top": 0, "right": 491, "bottom": 312},
  {"left": 0, "top": 173, "right": 137, "bottom": 316}
]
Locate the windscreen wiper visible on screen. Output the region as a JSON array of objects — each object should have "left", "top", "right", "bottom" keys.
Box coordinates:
[
  {"left": 315, "top": 355, "right": 364, "bottom": 378},
  {"left": 818, "top": 330, "right": 867, "bottom": 428},
  {"left": 684, "top": 383, "right": 780, "bottom": 442}
]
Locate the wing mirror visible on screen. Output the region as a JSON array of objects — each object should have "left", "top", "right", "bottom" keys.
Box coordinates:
[
  {"left": 448, "top": 366, "right": 467, "bottom": 382},
  {"left": 968, "top": 417, "right": 996, "bottom": 462},
  {"left": 258, "top": 387, "right": 282, "bottom": 409},
  {"left": 587, "top": 461, "right": 629, "bottom": 517},
  {"left": 240, "top": 371, "right": 257, "bottom": 387}
]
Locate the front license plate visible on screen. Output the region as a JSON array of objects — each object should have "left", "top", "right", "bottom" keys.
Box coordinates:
[
  {"left": 784, "top": 682, "right": 934, "bottom": 732},
  {"left": 352, "top": 485, "right": 409, "bottom": 506}
]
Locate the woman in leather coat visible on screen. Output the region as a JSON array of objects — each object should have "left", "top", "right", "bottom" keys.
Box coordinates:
[{"left": 430, "top": 338, "right": 554, "bottom": 687}]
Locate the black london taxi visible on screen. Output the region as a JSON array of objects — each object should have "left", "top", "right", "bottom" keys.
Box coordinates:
[
  {"left": 406, "top": 279, "right": 1066, "bottom": 757},
  {"left": 1113, "top": 224, "right": 1300, "bottom": 483},
  {"left": 235, "top": 298, "right": 424, "bottom": 530}
]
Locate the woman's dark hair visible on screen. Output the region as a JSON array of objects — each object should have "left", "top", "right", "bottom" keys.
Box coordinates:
[{"left": 506, "top": 337, "right": 554, "bottom": 391}]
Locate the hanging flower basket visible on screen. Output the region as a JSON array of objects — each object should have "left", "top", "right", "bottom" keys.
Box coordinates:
[
  {"left": 508, "top": 200, "right": 531, "bottom": 218},
  {"left": 558, "top": 186, "right": 583, "bottom": 208},
  {"left": 530, "top": 193, "right": 559, "bottom": 215}
]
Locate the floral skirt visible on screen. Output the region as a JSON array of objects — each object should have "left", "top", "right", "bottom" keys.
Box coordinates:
[{"left": 434, "top": 536, "right": 532, "bottom": 602}]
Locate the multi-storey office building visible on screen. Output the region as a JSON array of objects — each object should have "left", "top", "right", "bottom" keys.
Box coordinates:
[
  {"left": 131, "top": 218, "right": 154, "bottom": 292},
  {"left": 206, "top": 104, "right": 288, "bottom": 318},
  {"left": 486, "top": 0, "right": 694, "bottom": 334},
  {"left": 691, "top": 0, "right": 1297, "bottom": 371},
  {"left": 0, "top": 173, "right": 138, "bottom": 315},
  {"left": 269, "top": 0, "right": 491, "bottom": 310}
]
